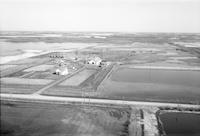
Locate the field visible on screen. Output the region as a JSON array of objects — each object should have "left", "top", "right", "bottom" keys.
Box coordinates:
[
  {"left": 24, "top": 65, "right": 54, "bottom": 72},
  {"left": 0, "top": 77, "right": 53, "bottom": 85},
  {"left": 0, "top": 78, "right": 53, "bottom": 94},
  {"left": 1, "top": 101, "right": 131, "bottom": 136},
  {"left": 0, "top": 84, "right": 43, "bottom": 94},
  {"left": 97, "top": 67, "right": 200, "bottom": 104},
  {"left": 59, "top": 69, "right": 96, "bottom": 86},
  {"left": 0, "top": 65, "right": 17, "bottom": 71}
]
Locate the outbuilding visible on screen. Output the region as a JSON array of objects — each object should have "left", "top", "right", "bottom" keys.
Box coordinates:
[{"left": 54, "top": 67, "right": 69, "bottom": 75}]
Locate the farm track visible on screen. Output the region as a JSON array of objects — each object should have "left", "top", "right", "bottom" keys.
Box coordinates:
[
  {"left": 92, "top": 63, "right": 115, "bottom": 90},
  {"left": 1, "top": 93, "right": 200, "bottom": 109}
]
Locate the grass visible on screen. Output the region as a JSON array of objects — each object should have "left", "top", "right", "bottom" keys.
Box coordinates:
[{"left": 1, "top": 101, "right": 131, "bottom": 136}]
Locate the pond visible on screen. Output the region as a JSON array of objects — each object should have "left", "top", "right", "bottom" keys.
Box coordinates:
[{"left": 159, "top": 112, "right": 200, "bottom": 136}]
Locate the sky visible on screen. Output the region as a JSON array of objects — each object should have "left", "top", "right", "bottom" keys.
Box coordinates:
[{"left": 0, "top": 0, "right": 200, "bottom": 32}]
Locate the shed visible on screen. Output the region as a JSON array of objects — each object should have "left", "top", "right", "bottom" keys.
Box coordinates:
[{"left": 54, "top": 67, "right": 69, "bottom": 75}]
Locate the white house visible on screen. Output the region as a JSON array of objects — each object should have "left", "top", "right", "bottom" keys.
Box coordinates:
[{"left": 87, "top": 56, "right": 102, "bottom": 66}]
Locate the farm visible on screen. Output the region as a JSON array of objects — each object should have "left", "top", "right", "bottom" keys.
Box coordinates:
[
  {"left": 1, "top": 38, "right": 200, "bottom": 104},
  {"left": 1, "top": 32, "right": 200, "bottom": 136}
]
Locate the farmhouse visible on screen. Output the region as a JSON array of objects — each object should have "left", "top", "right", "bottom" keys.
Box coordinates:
[{"left": 87, "top": 56, "right": 102, "bottom": 66}]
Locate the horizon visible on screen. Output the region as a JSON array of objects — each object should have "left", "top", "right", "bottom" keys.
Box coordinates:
[
  {"left": 0, "top": 0, "right": 200, "bottom": 33},
  {"left": 1, "top": 30, "right": 200, "bottom": 34}
]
